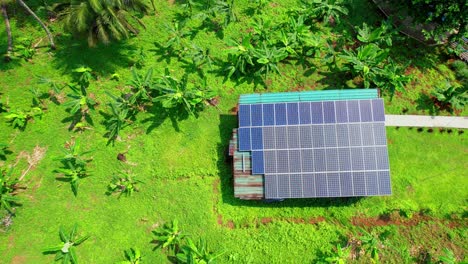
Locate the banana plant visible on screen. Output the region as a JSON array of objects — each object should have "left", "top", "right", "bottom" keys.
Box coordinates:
[
  {"left": 56, "top": 139, "right": 93, "bottom": 167},
  {"left": 43, "top": 224, "right": 90, "bottom": 264},
  {"left": 104, "top": 94, "right": 132, "bottom": 144},
  {"left": 153, "top": 69, "right": 216, "bottom": 116},
  {"left": 224, "top": 35, "right": 255, "bottom": 79},
  {"left": 117, "top": 247, "right": 143, "bottom": 264},
  {"left": 4, "top": 107, "right": 43, "bottom": 130},
  {"left": 127, "top": 68, "right": 156, "bottom": 106},
  {"left": 431, "top": 83, "right": 467, "bottom": 113},
  {"left": 107, "top": 171, "right": 142, "bottom": 198},
  {"left": 63, "top": 84, "right": 97, "bottom": 117},
  {"left": 0, "top": 167, "right": 21, "bottom": 214},
  {"left": 306, "top": 0, "right": 348, "bottom": 25},
  {"left": 325, "top": 244, "right": 350, "bottom": 264},
  {"left": 54, "top": 161, "right": 90, "bottom": 196},
  {"left": 375, "top": 58, "right": 412, "bottom": 97},
  {"left": 356, "top": 21, "right": 394, "bottom": 47},
  {"left": 252, "top": 43, "right": 288, "bottom": 79},
  {"left": 340, "top": 44, "right": 388, "bottom": 87},
  {"left": 176, "top": 238, "right": 225, "bottom": 264},
  {"left": 152, "top": 219, "right": 186, "bottom": 252},
  {"left": 72, "top": 66, "right": 94, "bottom": 89}
]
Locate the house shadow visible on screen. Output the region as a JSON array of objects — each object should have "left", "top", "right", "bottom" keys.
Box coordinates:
[{"left": 216, "top": 114, "right": 363, "bottom": 208}]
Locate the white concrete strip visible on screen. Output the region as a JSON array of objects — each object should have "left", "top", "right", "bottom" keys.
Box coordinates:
[{"left": 385, "top": 115, "right": 468, "bottom": 129}]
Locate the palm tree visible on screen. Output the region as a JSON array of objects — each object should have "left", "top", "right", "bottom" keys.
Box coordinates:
[
  {"left": 1, "top": 0, "right": 56, "bottom": 61},
  {"left": 1, "top": 2, "right": 13, "bottom": 61},
  {"left": 56, "top": 0, "right": 150, "bottom": 47}
]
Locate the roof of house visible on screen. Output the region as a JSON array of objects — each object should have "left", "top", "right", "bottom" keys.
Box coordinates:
[{"left": 232, "top": 89, "right": 392, "bottom": 200}]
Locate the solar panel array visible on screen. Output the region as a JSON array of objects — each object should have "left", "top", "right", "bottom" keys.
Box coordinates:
[{"left": 238, "top": 99, "right": 392, "bottom": 199}]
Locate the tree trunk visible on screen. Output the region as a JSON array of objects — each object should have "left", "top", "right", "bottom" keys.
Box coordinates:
[
  {"left": 16, "top": 0, "right": 56, "bottom": 50},
  {"left": 1, "top": 4, "right": 13, "bottom": 61}
]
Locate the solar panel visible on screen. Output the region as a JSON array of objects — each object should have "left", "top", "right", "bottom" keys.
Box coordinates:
[{"left": 237, "top": 97, "right": 391, "bottom": 199}]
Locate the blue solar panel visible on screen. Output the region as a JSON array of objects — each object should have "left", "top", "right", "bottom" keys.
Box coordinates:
[
  {"left": 315, "top": 174, "right": 328, "bottom": 197},
  {"left": 347, "top": 100, "right": 360, "bottom": 123},
  {"left": 338, "top": 148, "right": 351, "bottom": 171},
  {"left": 263, "top": 104, "right": 275, "bottom": 126},
  {"left": 353, "top": 172, "right": 366, "bottom": 196},
  {"left": 327, "top": 173, "right": 341, "bottom": 196},
  {"left": 301, "top": 149, "right": 314, "bottom": 172},
  {"left": 372, "top": 99, "right": 385, "bottom": 121},
  {"left": 340, "top": 172, "right": 353, "bottom": 196},
  {"left": 313, "top": 149, "right": 326, "bottom": 172},
  {"left": 290, "top": 174, "right": 303, "bottom": 198},
  {"left": 299, "top": 102, "right": 311, "bottom": 124},
  {"left": 275, "top": 127, "right": 288, "bottom": 149},
  {"left": 335, "top": 101, "right": 348, "bottom": 123},
  {"left": 378, "top": 171, "right": 392, "bottom": 195},
  {"left": 275, "top": 103, "right": 287, "bottom": 125},
  {"left": 251, "top": 104, "right": 263, "bottom": 126},
  {"left": 264, "top": 175, "right": 278, "bottom": 198},
  {"left": 251, "top": 150, "right": 264, "bottom": 174},
  {"left": 287, "top": 103, "right": 299, "bottom": 125},
  {"left": 303, "top": 174, "right": 315, "bottom": 197},
  {"left": 251, "top": 127, "right": 263, "bottom": 150},
  {"left": 238, "top": 127, "right": 250, "bottom": 151},
  {"left": 238, "top": 104, "right": 250, "bottom": 127},
  {"left": 323, "top": 101, "right": 336, "bottom": 123},
  {"left": 311, "top": 102, "right": 323, "bottom": 124},
  {"left": 264, "top": 150, "right": 276, "bottom": 173},
  {"left": 359, "top": 100, "right": 373, "bottom": 122},
  {"left": 311, "top": 125, "right": 324, "bottom": 148},
  {"left": 289, "top": 150, "right": 301, "bottom": 173},
  {"left": 276, "top": 150, "right": 289, "bottom": 173},
  {"left": 287, "top": 126, "right": 300, "bottom": 148},
  {"left": 365, "top": 172, "right": 379, "bottom": 195},
  {"left": 237, "top": 95, "right": 391, "bottom": 199},
  {"left": 277, "top": 175, "right": 290, "bottom": 198}
]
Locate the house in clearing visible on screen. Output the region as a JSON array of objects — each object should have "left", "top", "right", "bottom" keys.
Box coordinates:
[{"left": 229, "top": 89, "right": 392, "bottom": 200}]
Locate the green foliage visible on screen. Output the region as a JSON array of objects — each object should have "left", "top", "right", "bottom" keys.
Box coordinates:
[
  {"left": 152, "top": 219, "right": 185, "bottom": 252},
  {"left": 72, "top": 66, "right": 95, "bottom": 89},
  {"left": 14, "top": 38, "right": 36, "bottom": 61},
  {"left": 117, "top": 247, "right": 143, "bottom": 264},
  {"left": 395, "top": 0, "right": 467, "bottom": 42},
  {"left": 224, "top": 35, "right": 288, "bottom": 80},
  {"left": 55, "top": 0, "right": 151, "bottom": 46},
  {"left": 431, "top": 83, "right": 468, "bottom": 113},
  {"left": 43, "top": 224, "right": 90, "bottom": 264},
  {"left": 56, "top": 139, "right": 93, "bottom": 168},
  {"left": 176, "top": 238, "right": 225, "bottom": 264},
  {"left": 131, "top": 48, "right": 146, "bottom": 69},
  {"left": 0, "top": 167, "right": 21, "bottom": 215},
  {"left": 340, "top": 43, "right": 388, "bottom": 87},
  {"left": 358, "top": 229, "right": 389, "bottom": 264},
  {"left": 104, "top": 93, "right": 132, "bottom": 144},
  {"left": 127, "top": 68, "right": 156, "bottom": 107},
  {"left": 54, "top": 161, "right": 91, "bottom": 197},
  {"left": 164, "top": 21, "right": 192, "bottom": 55},
  {"left": 438, "top": 248, "right": 457, "bottom": 264},
  {"left": 107, "top": 171, "right": 142, "bottom": 198},
  {"left": 4, "top": 107, "right": 43, "bottom": 130},
  {"left": 450, "top": 60, "right": 468, "bottom": 82},
  {"left": 153, "top": 69, "right": 216, "bottom": 115},
  {"left": 302, "top": 0, "right": 349, "bottom": 25},
  {"left": 356, "top": 21, "right": 394, "bottom": 47},
  {"left": 375, "top": 58, "right": 412, "bottom": 97},
  {"left": 324, "top": 244, "right": 350, "bottom": 264},
  {"left": 63, "top": 85, "right": 97, "bottom": 116}
]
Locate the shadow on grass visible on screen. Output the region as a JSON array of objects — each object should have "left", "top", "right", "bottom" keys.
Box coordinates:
[
  {"left": 52, "top": 37, "right": 136, "bottom": 77},
  {"left": 216, "top": 114, "right": 363, "bottom": 208},
  {"left": 415, "top": 92, "right": 438, "bottom": 115}
]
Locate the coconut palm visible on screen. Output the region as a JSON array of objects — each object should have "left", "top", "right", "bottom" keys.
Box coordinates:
[
  {"left": 55, "top": 0, "right": 150, "bottom": 46},
  {"left": 1, "top": 0, "right": 55, "bottom": 61}
]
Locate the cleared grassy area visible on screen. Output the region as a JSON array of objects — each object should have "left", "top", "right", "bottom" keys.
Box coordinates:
[{"left": 0, "top": 0, "right": 467, "bottom": 263}]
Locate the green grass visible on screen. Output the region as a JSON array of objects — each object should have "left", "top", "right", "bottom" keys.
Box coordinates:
[{"left": 1, "top": 0, "right": 467, "bottom": 263}]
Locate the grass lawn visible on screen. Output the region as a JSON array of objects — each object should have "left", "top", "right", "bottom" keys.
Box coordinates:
[{"left": 0, "top": 0, "right": 467, "bottom": 263}]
